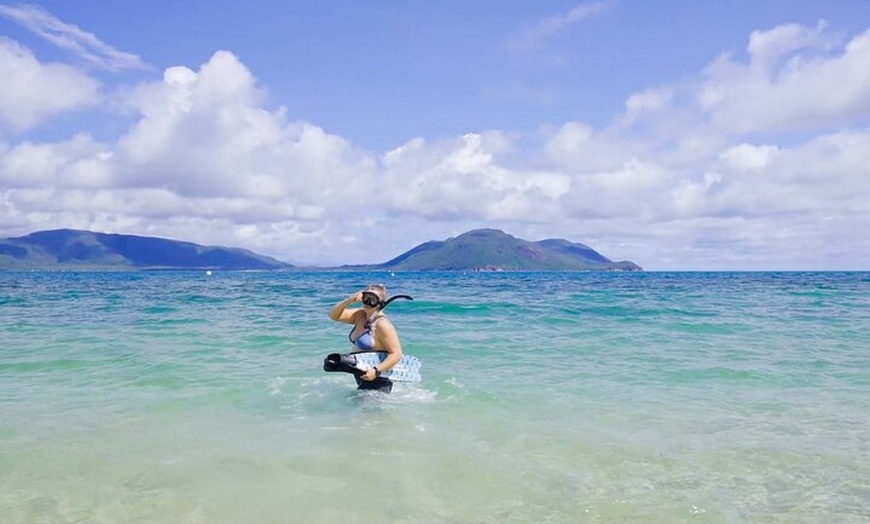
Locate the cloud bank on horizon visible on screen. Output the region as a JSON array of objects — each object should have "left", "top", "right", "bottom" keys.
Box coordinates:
[{"left": 1, "top": 2, "right": 869, "bottom": 270}]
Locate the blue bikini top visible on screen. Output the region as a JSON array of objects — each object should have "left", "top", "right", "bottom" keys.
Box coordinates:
[
  {"left": 352, "top": 329, "right": 376, "bottom": 351},
  {"left": 349, "top": 315, "right": 382, "bottom": 351}
]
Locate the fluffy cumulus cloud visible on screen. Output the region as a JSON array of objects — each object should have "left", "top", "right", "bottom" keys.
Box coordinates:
[
  {"left": 1, "top": 20, "right": 869, "bottom": 269},
  {"left": 700, "top": 23, "right": 870, "bottom": 134},
  {"left": 381, "top": 132, "right": 569, "bottom": 222},
  {"left": 115, "top": 51, "right": 373, "bottom": 205},
  {"left": 0, "top": 37, "right": 99, "bottom": 130}
]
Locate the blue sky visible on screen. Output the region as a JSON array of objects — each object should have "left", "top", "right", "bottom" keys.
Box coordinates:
[{"left": 1, "top": 1, "right": 869, "bottom": 269}]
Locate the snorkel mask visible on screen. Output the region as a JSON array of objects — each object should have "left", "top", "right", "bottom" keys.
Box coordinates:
[
  {"left": 361, "top": 291, "right": 382, "bottom": 308},
  {"left": 361, "top": 283, "right": 413, "bottom": 311}
]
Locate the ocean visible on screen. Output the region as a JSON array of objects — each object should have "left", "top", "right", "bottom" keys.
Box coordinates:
[{"left": 1, "top": 271, "right": 868, "bottom": 523}]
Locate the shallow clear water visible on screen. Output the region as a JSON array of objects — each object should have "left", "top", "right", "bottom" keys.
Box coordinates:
[{"left": 1, "top": 271, "right": 868, "bottom": 523}]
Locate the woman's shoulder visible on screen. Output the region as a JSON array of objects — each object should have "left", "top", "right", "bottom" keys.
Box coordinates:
[{"left": 373, "top": 314, "right": 395, "bottom": 328}]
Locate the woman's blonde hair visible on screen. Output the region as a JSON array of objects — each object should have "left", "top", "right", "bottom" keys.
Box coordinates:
[{"left": 366, "top": 283, "right": 387, "bottom": 301}]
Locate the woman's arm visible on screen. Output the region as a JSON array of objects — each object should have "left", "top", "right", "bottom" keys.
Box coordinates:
[{"left": 329, "top": 291, "right": 363, "bottom": 323}]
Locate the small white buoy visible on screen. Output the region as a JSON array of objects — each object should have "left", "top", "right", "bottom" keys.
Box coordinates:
[{"left": 206, "top": 270, "right": 212, "bottom": 276}]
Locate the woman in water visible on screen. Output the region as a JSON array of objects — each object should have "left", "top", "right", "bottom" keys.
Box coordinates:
[{"left": 328, "top": 284, "right": 403, "bottom": 386}]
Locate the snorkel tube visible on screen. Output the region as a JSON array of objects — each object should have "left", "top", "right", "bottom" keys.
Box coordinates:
[{"left": 379, "top": 294, "right": 413, "bottom": 310}]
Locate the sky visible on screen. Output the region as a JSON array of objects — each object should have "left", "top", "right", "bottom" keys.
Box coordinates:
[{"left": 1, "top": 1, "right": 869, "bottom": 270}]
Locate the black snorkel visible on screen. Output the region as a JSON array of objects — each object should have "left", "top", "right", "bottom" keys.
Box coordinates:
[
  {"left": 360, "top": 292, "right": 413, "bottom": 311},
  {"left": 379, "top": 294, "right": 413, "bottom": 310}
]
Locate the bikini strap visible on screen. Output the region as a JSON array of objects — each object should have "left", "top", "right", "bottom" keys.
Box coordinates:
[{"left": 364, "top": 312, "right": 384, "bottom": 331}]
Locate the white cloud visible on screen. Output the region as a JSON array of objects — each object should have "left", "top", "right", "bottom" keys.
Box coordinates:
[
  {"left": 671, "top": 172, "right": 721, "bottom": 216},
  {"left": 116, "top": 51, "right": 375, "bottom": 204},
  {"left": 747, "top": 21, "right": 830, "bottom": 71},
  {"left": 672, "top": 132, "right": 870, "bottom": 224},
  {"left": 700, "top": 26, "right": 870, "bottom": 134},
  {"left": 0, "top": 3, "right": 145, "bottom": 71},
  {"left": 0, "top": 38, "right": 100, "bottom": 130},
  {"left": 718, "top": 143, "right": 780, "bottom": 172},
  {"left": 507, "top": 1, "right": 613, "bottom": 54},
  {"left": 0, "top": 133, "right": 111, "bottom": 187},
  {"left": 381, "top": 132, "right": 569, "bottom": 222},
  {"left": 544, "top": 121, "right": 594, "bottom": 163},
  {"left": 624, "top": 87, "right": 673, "bottom": 118}
]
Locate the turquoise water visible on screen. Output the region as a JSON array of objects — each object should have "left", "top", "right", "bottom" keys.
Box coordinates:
[{"left": 1, "top": 271, "right": 868, "bottom": 523}]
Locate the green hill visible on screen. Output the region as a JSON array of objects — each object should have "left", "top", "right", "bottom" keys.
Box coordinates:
[
  {"left": 0, "top": 229, "right": 290, "bottom": 270},
  {"left": 358, "top": 229, "right": 641, "bottom": 271}
]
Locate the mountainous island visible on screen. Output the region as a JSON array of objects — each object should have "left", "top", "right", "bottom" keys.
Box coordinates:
[
  {"left": 0, "top": 229, "right": 290, "bottom": 271},
  {"left": 346, "top": 229, "right": 641, "bottom": 271},
  {"left": 0, "top": 228, "right": 641, "bottom": 271}
]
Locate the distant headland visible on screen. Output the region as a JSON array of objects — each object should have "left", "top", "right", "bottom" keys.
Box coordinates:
[{"left": 0, "top": 228, "right": 641, "bottom": 271}]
